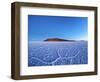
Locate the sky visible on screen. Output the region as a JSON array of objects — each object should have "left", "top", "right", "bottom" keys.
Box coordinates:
[{"left": 28, "top": 15, "right": 88, "bottom": 41}]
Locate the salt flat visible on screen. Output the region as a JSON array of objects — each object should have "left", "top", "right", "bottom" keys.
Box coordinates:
[{"left": 28, "top": 41, "right": 88, "bottom": 66}]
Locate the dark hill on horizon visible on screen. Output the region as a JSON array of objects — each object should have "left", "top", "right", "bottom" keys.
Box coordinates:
[{"left": 44, "top": 38, "right": 75, "bottom": 42}]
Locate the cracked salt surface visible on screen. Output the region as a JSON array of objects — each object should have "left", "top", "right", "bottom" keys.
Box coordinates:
[{"left": 28, "top": 41, "right": 88, "bottom": 66}]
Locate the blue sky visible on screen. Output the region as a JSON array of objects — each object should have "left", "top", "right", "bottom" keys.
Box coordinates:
[{"left": 28, "top": 15, "right": 88, "bottom": 41}]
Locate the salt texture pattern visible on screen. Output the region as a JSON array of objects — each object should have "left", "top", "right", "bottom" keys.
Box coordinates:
[{"left": 28, "top": 41, "right": 88, "bottom": 66}]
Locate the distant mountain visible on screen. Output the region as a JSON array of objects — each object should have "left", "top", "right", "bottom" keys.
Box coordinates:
[{"left": 44, "top": 38, "right": 75, "bottom": 42}]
